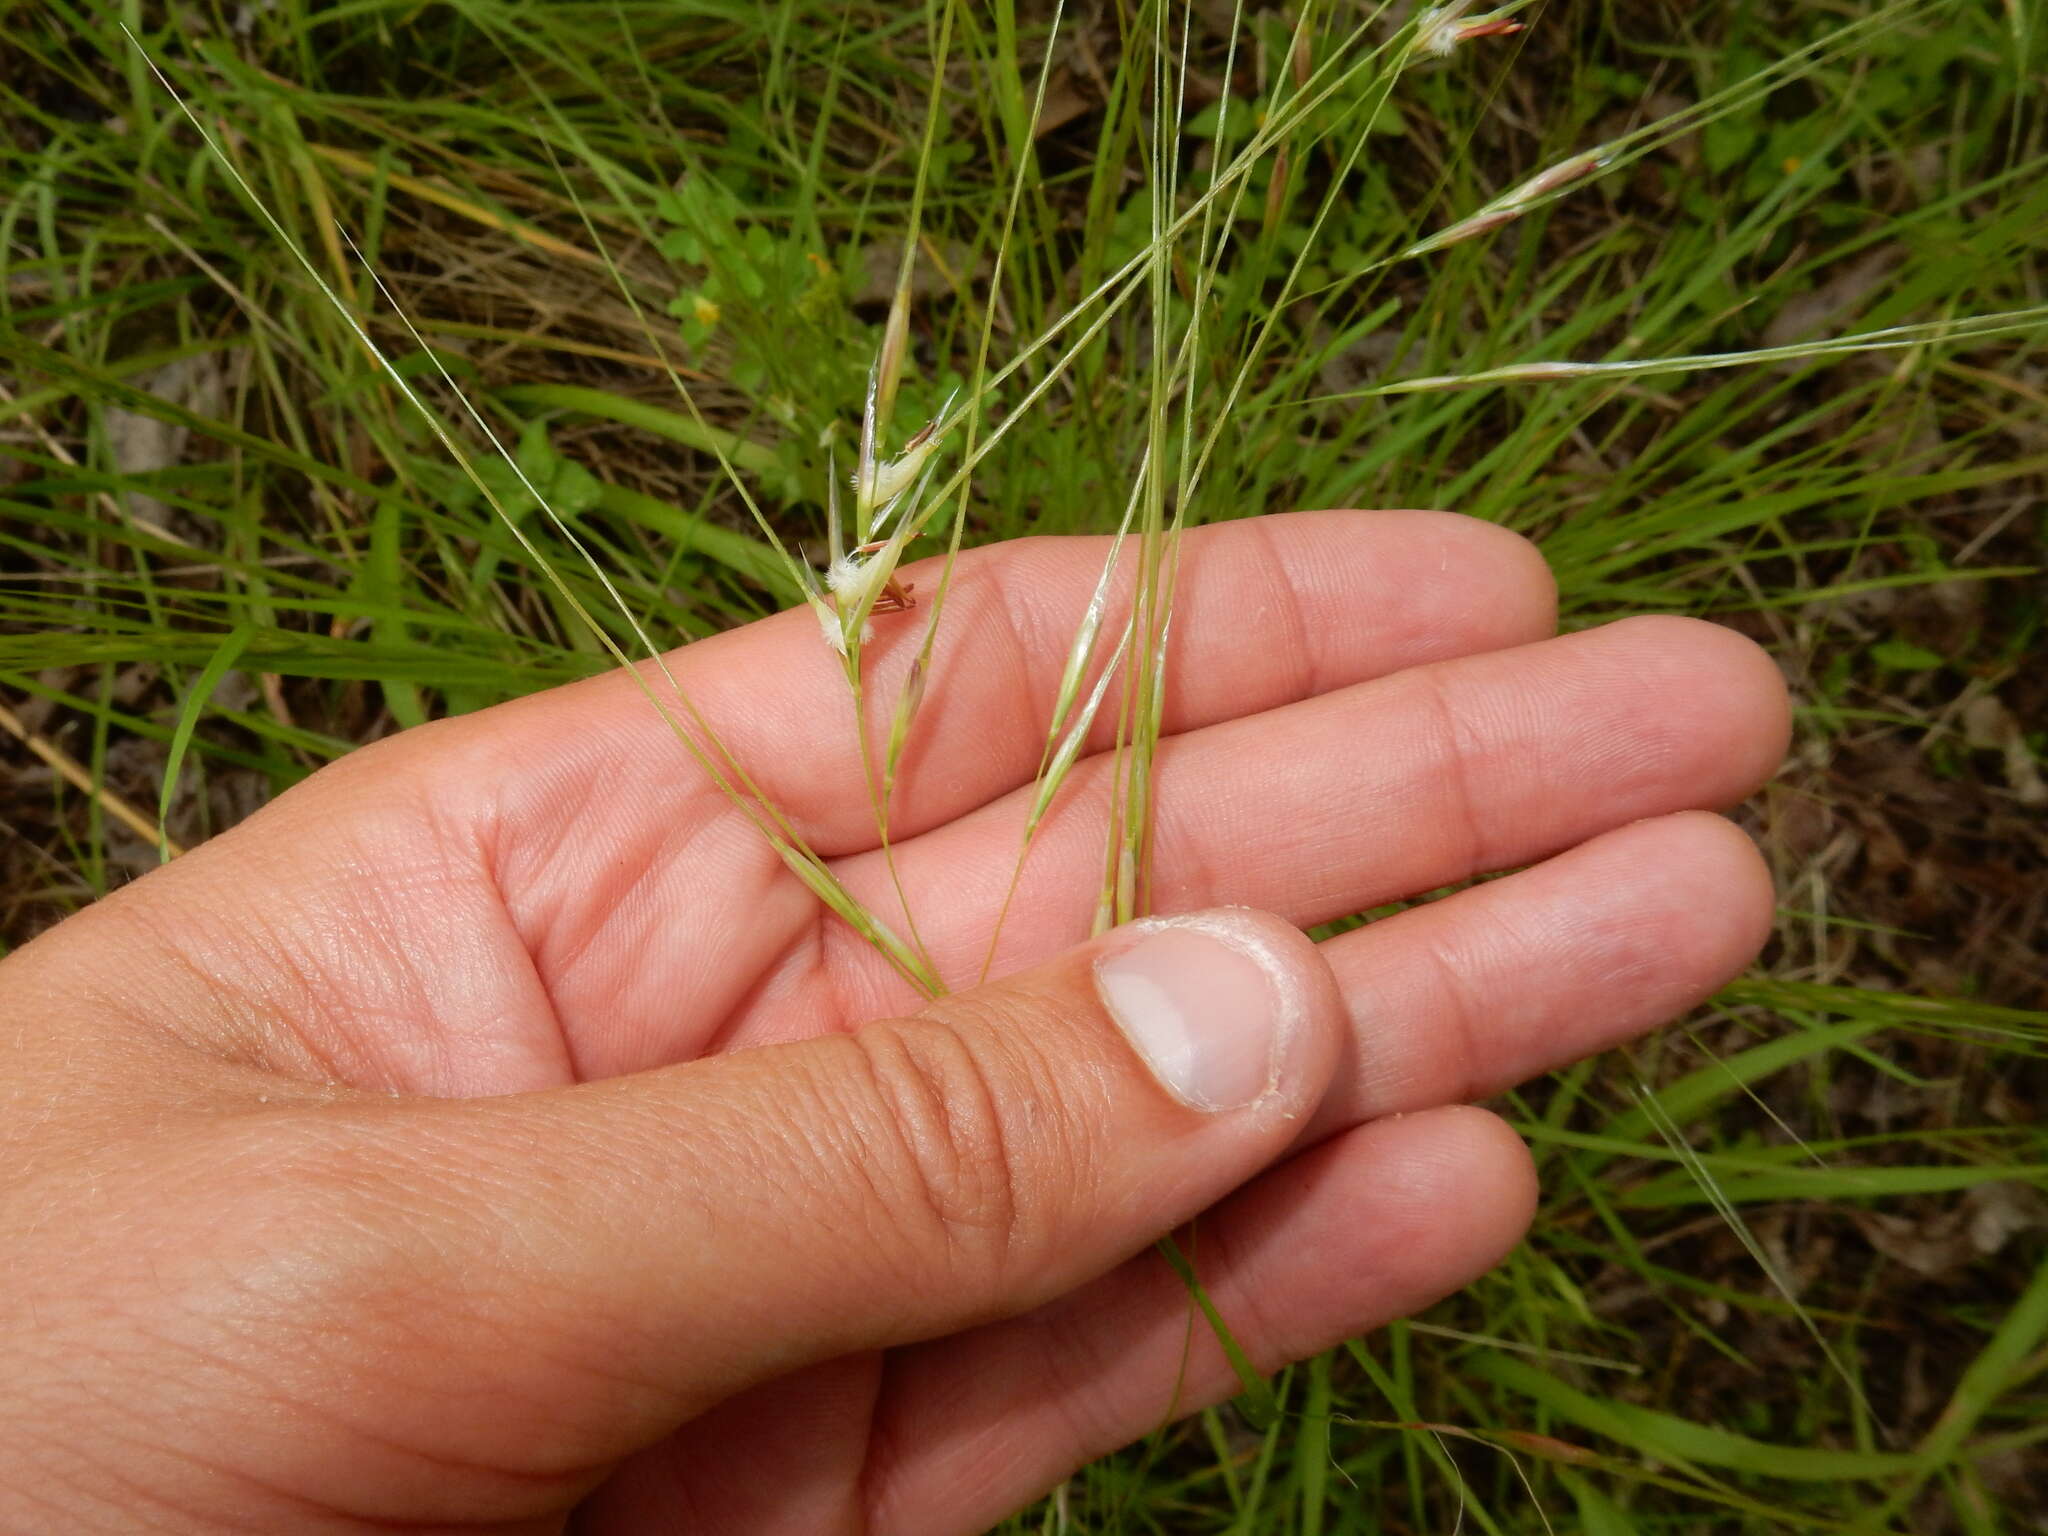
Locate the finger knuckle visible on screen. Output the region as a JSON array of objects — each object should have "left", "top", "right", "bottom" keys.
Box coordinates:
[{"left": 841, "top": 1014, "right": 1037, "bottom": 1286}]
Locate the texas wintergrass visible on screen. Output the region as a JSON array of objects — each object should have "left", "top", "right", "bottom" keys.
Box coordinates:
[{"left": 4, "top": 0, "right": 2047, "bottom": 1528}]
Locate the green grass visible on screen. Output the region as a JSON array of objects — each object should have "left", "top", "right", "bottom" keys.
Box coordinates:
[{"left": 5, "top": 0, "right": 2047, "bottom": 1528}]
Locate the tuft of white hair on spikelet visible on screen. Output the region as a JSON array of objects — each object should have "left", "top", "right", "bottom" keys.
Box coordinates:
[
  {"left": 809, "top": 287, "right": 957, "bottom": 659},
  {"left": 1413, "top": 4, "right": 1525, "bottom": 60}
]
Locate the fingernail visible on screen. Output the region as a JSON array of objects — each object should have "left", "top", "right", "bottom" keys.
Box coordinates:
[{"left": 1095, "top": 914, "right": 1293, "bottom": 1112}]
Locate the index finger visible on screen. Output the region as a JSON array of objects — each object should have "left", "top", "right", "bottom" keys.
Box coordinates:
[{"left": 469, "top": 509, "right": 1557, "bottom": 857}]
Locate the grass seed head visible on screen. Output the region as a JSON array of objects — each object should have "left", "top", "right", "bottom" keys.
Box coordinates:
[
  {"left": 859, "top": 422, "right": 943, "bottom": 514},
  {"left": 1414, "top": 5, "right": 1525, "bottom": 59},
  {"left": 809, "top": 593, "right": 854, "bottom": 656}
]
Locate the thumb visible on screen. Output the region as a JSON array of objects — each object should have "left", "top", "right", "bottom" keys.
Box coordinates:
[{"left": 338, "top": 908, "right": 1344, "bottom": 1465}]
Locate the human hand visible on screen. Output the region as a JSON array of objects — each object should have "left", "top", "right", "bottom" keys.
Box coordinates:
[{"left": 0, "top": 511, "right": 1789, "bottom": 1533}]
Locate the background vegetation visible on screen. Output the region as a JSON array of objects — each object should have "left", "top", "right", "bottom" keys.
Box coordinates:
[{"left": 3, "top": 0, "right": 2045, "bottom": 1528}]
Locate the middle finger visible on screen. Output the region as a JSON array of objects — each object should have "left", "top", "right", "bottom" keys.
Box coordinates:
[{"left": 816, "top": 614, "right": 1787, "bottom": 1016}]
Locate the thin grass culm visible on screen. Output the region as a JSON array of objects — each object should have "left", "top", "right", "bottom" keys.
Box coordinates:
[{"left": 18, "top": 0, "right": 2037, "bottom": 1527}]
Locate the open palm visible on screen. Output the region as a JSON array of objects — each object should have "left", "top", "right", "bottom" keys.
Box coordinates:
[{"left": 3, "top": 511, "right": 1788, "bottom": 1534}]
